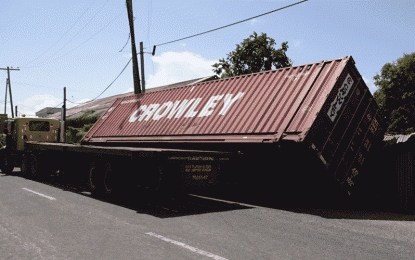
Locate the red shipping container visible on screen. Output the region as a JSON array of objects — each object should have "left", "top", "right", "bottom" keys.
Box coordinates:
[{"left": 83, "top": 56, "right": 385, "bottom": 198}]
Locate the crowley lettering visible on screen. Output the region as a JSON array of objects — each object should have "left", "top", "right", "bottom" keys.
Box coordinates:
[{"left": 129, "top": 92, "right": 245, "bottom": 122}]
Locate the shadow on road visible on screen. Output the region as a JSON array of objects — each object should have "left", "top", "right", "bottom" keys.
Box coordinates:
[
  {"left": 3, "top": 170, "right": 414, "bottom": 220},
  {"left": 2, "top": 170, "right": 252, "bottom": 218},
  {"left": 193, "top": 188, "right": 415, "bottom": 221},
  {"left": 276, "top": 207, "right": 415, "bottom": 221}
]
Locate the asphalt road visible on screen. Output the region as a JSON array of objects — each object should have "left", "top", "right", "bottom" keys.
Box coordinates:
[{"left": 1, "top": 169, "right": 415, "bottom": 260}]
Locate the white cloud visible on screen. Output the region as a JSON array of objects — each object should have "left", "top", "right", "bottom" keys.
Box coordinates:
[
  {"left": 293, "top": 40, "right": 301, "bottom": 48},
  {"left": 123, "top": 53, "right": 132, "bottom": 58},
  {"left": 67, "top": 98, "right": 92, "bottom": 108},
  {"left": 126, "top": 51, "right": 217, "bottom": 92},
  {"left": 14, "top": 95, "right": 90, "bottom": 118},
  {"left": 250, "top": 18, "right": 259, "bottom": 26},
  {"left": 14, "top": 94, "right": 61, "bottom": 117}
]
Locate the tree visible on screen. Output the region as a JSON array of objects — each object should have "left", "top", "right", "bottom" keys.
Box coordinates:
[
  {"left": 373, "top": 52, "right": 415, "bottom": 134},
  {"left": 212, "top": 32, "right": 292, "bottom": 78}
]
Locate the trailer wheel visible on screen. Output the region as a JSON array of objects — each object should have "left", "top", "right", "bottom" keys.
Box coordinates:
[
  {"left": 21, "top": 154, "right": 32, "bottom": 176},
  {"left": 103, "top": 162, "right": 118, "bottom": 195},
  {"left": 30, "top": 154, "right": 41, "bottom": 178},
  {"left": 88, "top": 162, "right": 102, "bottom": 193}
]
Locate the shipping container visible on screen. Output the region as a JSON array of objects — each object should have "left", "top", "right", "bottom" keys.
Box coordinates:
[{"left": 82, "top": 55, "right": 385, "bottom": 202}]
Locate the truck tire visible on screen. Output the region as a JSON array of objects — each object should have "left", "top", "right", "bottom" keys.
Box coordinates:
[
  {"left": 89, "top": 161, "right": 120, "bottom": 197},
  {"left": 30, "top": 154, "right": 44, "bottom": 178},
  {"left": 1, "top": 156, "right": 14, "bottom": 174},
  {"left": 103, "top": 162, "right": 118, "bottom": 195},
  {"left": 21, "top": 154, "right": 32, "bottom": 177},
  {"left": 88, "top": 162, "right": 102, "bottom": 194}
]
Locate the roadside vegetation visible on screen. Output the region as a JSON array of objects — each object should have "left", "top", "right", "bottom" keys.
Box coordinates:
[
  {"left": 373, "top": 52, "right": 415, "bottom": 134},
  {"left": 65, "top": 111, "right": 99, "bottom": 143},
  {"left": 212, "top": 31, "right": 292, "bottom": 78}
]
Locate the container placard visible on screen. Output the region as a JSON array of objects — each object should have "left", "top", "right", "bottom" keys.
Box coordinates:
[{"left": 328, "top": 74, "right": 354, "bottom": 122}]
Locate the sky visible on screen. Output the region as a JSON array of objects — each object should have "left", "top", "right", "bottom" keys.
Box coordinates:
[{"left": 0, "top": 0, "right": 414, "bottom": 117}]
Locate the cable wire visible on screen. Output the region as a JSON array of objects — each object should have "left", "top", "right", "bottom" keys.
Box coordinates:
[
  {"left": 20, "top": 0, "right": 98, "bottom": 68},
  {"left": 119, "top": 33, "right": 131, "bottom": 52},
  {"left": 155, "top": 0, "right": 307, "bottom": 47},
  {"left": 24, "top": 1, "right": 125, "bottom": 69},
  {"left": 66, "top": 57, "right": 132, "bottom": 106},
  {"left": 90, "top": 57, "right": 132, "bottom": 101},
  {"left": 23, "top": 0, "right": 111, "bottom": 69},
  {"left": 52, "top": 102, "right": 64, "bottom": 109}
]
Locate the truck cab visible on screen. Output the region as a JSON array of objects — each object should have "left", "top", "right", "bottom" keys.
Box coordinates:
[{"left": 0, "top": 117, "right": 60, "bottom": 173}]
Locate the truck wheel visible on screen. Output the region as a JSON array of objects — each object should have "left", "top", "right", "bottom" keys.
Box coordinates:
[
  {"left": 103, "top": 163, "right": 115, "bottom": 195},
  {"left": 1, "top": 156, "right": 14, "bottom": 174},
  {"left": 21, "top": 154, "right": 32, "bottom": 177},
  {"left": 89, "top": 161, "right": 121, "bottom": 197},
  {"left": 30, "top": 154, "right": 45, "bottom": 178},
  {"left": 88, "top": 162, "right": 102, "bottom": 193},
  {"left": 30, "top": 154, "right": 39, "bottom": 177}
]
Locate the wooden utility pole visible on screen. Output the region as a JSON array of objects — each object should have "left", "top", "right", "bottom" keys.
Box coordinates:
[
  {"left": 126, "top": 0, "right": 141, "bottom": 94},
  {"left": 1, "top": 67, "right": 20, "bottom": 118},
  {"left": 60, "top": 87, "right": 66, "bottom": 142},
  {"left": 140, "top": 42, "right": 145, "bottom": 92},
  {"left": 4, "top": 80, "right": 8, "bottom": 115}
]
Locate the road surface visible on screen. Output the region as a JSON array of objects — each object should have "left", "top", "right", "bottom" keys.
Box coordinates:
[{"left": 1, "top": 170, "right": 414, "bottom": 259}]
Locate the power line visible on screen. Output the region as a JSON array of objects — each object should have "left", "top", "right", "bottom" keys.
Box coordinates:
[
  {"left": 24, "top": 1, "right": 125, "bottom": 69},
  {"left": 51, "top": 102, "right": 64, "bottom": 109},
  {"left": 66, "top": 57, "right": 132, "bottom": 106},
  {"left": 23, "top": 0, "right": 111, "bottom": 69},
  {"left": 155, "top": 0, "right": 308, "bottom": 47},
  {"left": 89, "top": 57, "right": 133, "bottom": 101},
  {"left": 20, "top": 0, "right": 97, "bottom": 68},
  {"left": 119, "top": 33, "right": 131, "bottom": 52},
  {"left": 13, "top": 82, "right": 96, "bottom": 93},
  {"left": 146, "top": 0, "right": 152, "bottom": 46}
]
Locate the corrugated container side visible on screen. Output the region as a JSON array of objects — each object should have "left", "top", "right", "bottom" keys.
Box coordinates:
[
  {"left": 83, "top": 57, "right": 355, "bottom": 144},
  {"left": 301, "top": 57, "right": 385, "bottom": 196},
  {"left": 284, "top": 59, "right": 345, "bottom": 136}
]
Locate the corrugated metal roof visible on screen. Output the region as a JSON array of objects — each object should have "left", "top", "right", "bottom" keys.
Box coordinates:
[
  {"left": 83, "top": 56, "right": 361, "bottom": 144},
  {"left": 45, "top": 75, "right": 218, "bottom": 120}
]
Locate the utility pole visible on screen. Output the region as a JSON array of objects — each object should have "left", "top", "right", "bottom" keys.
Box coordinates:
[
  {"left": 1, "top": 67, "right": 20, "bottom": 118},
  {"left": 60, "top": 87, "right": 66, "bottom": 143},
  {"left": 4, "top": 80, "right": 8, "bottom": 115},
  {"left": 126, "top": 0, "right": 141, "bottom": 94},
  {"left": 140, "top": 41, "right": 145, "bottom": 92}
]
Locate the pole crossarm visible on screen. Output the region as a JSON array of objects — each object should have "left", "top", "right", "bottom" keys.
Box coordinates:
[
  {"left": 1, "top": 67, "right": 20, "bottom": 117},
  {"left": 0, "top": 68, "right": 20, "bottom": 71}
]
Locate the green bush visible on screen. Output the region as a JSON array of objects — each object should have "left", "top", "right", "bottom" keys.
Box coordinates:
[{"left": 65, "top": 111, "right": 99, "bottom": 143}]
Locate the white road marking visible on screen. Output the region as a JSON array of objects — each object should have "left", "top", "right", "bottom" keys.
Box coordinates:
[
  {"left": 189, "top": 194, "right": 259, "bottom": 208},
  {"left": 22, "top": 188, "right": 56, "bottom": 201},
  {"left": 146, "top": 232, "right": 228, "bottom": 260}
]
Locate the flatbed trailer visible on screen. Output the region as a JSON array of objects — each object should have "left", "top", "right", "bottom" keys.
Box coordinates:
[{"left": 19, "top": 141, "right": 236, "bottom": 196}]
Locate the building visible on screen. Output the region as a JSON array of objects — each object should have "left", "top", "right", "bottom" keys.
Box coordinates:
[{"left": 35, "top": 107, "right": 61, "bottom": 118}]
